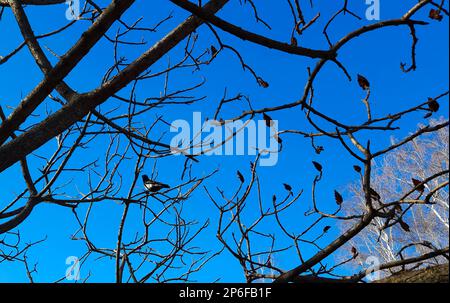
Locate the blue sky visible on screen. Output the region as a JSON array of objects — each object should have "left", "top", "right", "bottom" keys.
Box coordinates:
[{"left": 0, "top": 0, "right": 448, "bottom": 282}]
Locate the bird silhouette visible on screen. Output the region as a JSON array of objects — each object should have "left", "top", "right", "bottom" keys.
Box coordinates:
[{"left": 142, "top": 175, "right": 170, "bottom": 193}]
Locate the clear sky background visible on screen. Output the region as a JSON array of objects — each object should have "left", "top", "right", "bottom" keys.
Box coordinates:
[{"left": 0, "top": 0, "right": 448, "bottom": 282}]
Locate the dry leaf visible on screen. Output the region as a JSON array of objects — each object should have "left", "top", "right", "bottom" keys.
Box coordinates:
[
  {"left": 283, "top": 183, "right": 293, "bottom": 192},
  {"left": 290, "top": 37, "right": 298, "bottom": 46},
  {"left": 263, "top": 113, "right": 274, "bottom": 127},
  {"left": 334, "top": 190, "right": 343, "bottom": 205},
  {"left": 258, "top": 78, "right": 269, "bottom": 88},
  {"left": 427, "top": 98, "right": 440, "bottom": 112},
  {"left": 210, "top": 45, "right": 218, "bottom": 56},
  {"left": 412, "top": 178, "right": 425, "bottom": 192},
  {"left": 399, "top": 219, "right": 411, "bottom": 232},
  {"left": 357, "top": 74, "right": 370, "bottom": 90},
  {"left": 429, "top": 9, "right": 443, "bottom": 21},
  {"left": 237, "top": 170, "right": 245, "bottom": 183},
  {"left": 312, "top": 161, "right": 323, "bottom": 172}
]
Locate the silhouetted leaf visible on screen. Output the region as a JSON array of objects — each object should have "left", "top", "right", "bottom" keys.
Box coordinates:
[
  {"left": 237, "top": 170, "right": 245, "bottom": 183},
  {"left": 412, "top": 178, "right": 425, "bottom": 192},
  {"left": 399, "top": 219, "right": 411, "bottom": 232},
  {"left": 312, "top": 161, "right": 323, "bottom": 172},
  {"left": 394, "top": 204, "right": 403, "bottom": 213},
  {"left": 290, "top": 37, "right": 298, "bottom": 46},
  {"left": 353, "top": 165, "right": 362, "bottom": 173},
  {"left": 351, "top": 246, "right": 358, "bottom": 258},
  {"left": 369, "top": 188, "right": 381, "bottom": 201},
  {"left": 427, "top": 98, "right": 440, "bottom": 112},
  {"left": 257, "top": 77, "right": 269, "bottom": 88},
  {"left": 357, "top": 74, "right": 370, "bottom": 90},
  {"left": 315, "top": 146, "right": 324, "bottom": 154},
  {"left": 283, "top": 183, "right": 293, "bottom": 192},
  {"left": 274, "top": 133, "right": 283, "bottom": 144},
  {"left": 334, "top": 190, "right": 343, "bottom": 205},
  {"left": 429, "top": 9, "right": 443, "bottom": 21},
  {"left": 263, "top": 113, "right": 274, "bottom": 127},
  {"left": 210, "top": 45, "right": 218, "bottom": 56}
]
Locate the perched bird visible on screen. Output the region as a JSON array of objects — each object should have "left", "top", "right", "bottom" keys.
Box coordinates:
[{"left": 142, "top": 175, "right": 170, "bottom": 193}]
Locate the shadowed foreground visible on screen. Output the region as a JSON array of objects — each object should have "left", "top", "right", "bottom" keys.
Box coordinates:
[{"left": 376, "top": 264, "right": 449, "bottom": 283}]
